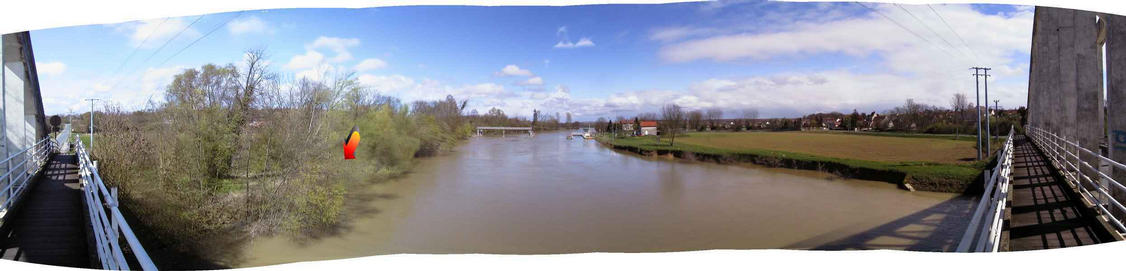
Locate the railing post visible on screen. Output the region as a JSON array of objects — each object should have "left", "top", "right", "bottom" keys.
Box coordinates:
[
  {"left": 984, "top": 169, "right": 991, "bottom": 192},
  {"left": 110, "top": 187, "right": 119, "bottom": 243}
]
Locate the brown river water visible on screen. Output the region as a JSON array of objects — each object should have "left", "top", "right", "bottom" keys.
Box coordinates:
[{"left": 239, "top": 131, "right": 975, "bottom": 267}]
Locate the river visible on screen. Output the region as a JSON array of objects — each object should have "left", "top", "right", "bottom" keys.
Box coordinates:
[{"left": 239, "top": 131, "right": 975, "bottom": 267}]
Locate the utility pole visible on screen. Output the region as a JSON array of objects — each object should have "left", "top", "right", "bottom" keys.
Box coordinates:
[
  {"left": 972, "top": 68, "right": 982, "bottom": 160},
  {"left": 983, "top": 68, "right": 991, "bottom": 155},
  {"left": 971, "top": 67, "right": 991, "bottom": 159},
  {"left": 85, "top": 98, "right": 100, "bottom": 155}
]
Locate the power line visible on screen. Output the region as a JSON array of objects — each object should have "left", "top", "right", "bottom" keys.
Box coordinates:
[
  {"left": 139, "top": 15, "right": 206, "bottom": 64},
  {"left": 851, "top": 2, "right": 962, "bottom": 61},
  {"left": 111, "top": 18, "right": 170, "bottom": 76},
  {"left": 894, "top": 4, "right": 968, "bottom": 59},
  {"left": 107, "top": 15, "right": 214, "bottom": 91},
  {"left": 104, "top": 15, "right": 206, "bottom": 91},
  {"left": 927, "top": 4, "right": 982, "bottom": 61},
  {"left": 156, "top": 12, "right": 245, "bottom": 67}
]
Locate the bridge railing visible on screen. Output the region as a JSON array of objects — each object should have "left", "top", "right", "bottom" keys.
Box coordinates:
[
  {"left": 0, "top": 137, "right": 56, "bottom": 219},
  {"left": 74, "top": 138, "right": 157, "bottom": 270},
  {"left": 957, "top": 126, "right": 1016, "bottom": 252},
  {"left": 1027, "top": 126, "right": 1126, "bottom": 236}
]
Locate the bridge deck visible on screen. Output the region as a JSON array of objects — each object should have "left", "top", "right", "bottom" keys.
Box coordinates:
[
  {"left": 0, "top": 154, "right": 90, "bottom": 267},
  {"left": 1006, "top": 135, "right": 1115, "bottom": 250}
]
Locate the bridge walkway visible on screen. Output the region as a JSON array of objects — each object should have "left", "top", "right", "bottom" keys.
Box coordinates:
[
  {"left": 0, "top": 154, "right": 90, "bottom": 267},
  {"left": 1006, "top": 135, "right": 1115, "bottom": 250}
]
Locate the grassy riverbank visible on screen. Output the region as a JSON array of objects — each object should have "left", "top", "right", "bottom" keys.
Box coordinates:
[{"left": 601, "top": 132, "right": 1001, "bottom": 193}]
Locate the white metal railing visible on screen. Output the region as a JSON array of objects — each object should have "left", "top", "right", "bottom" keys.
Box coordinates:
[
  {"left": 74, "top": 138, "right": 157, "bottom": 270},
  {"left": 1027, "top": 126, "right": 1126, "bottom": 236},
  {"left": 0, "top": 137, "right": 56, "bottom": 218},
  {"left": 957, "top": 126, "right": 1016, "bottom": 252}
]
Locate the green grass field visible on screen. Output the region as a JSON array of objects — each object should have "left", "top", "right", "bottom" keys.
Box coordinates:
[
  {"left": 603, "top": 131, "right": 1003, "bottom": 192},
  {"left": 675, "top": 131, "right": 982, "bottom": 164},
  {"left": 77, "top": 133, "right": 91, "bottom": 148}
]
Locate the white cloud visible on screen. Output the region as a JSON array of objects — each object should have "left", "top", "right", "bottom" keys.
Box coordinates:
[
  {"left": 649, "top": 26, "right": 719, "bottom": 42},
  {"left": 39, "top": 65, "right": 186, "bottom": 115},
  {"left": 309, "top": 36, "right": 360, "bottom": 63},
  {"left": 36, "top": 61, "right": 66, "bottom": 76},
  {"left": 227, "top": 16, "right": 271, "bottom": 35},
  {"left": 282, "top": 36, "right": 363, "bottom": 81},
  {"left": 495, "top": 64, "right": 534, "bottom": 77},
  {"left": 554, "top": 37, "right": 595, "bottom": 49},
  {"left": 354, "top": 58, "right": 388, "bottom": 71},
  {"left": 117, "top": 18, "right": 201, "bottom": 48},
  {"left": 659, "top": 4, "right": 1029, "bottom": 68},
  {"left": 634, "top": 4, "right": 1033, "bottom": 116},
  {"left": 350, "top": 73, "right": 573, "bottom": 118},
  {"left": 357, "top": 74, "right": 415, "bottom": 91},
  {"left": 140, "top": 66, "right": 184, "bottom": 95},
  {"left": 295, "top": 64, "right": 336, "bottom": 82},
  {"left": 285, "top": 50, "right": 325, "bottom": 70},
  {"left": 554, "top": 26, "right": 595, "bottom": 49},
  {"left": 519, "top": 76, "right": 544, "bottom": 86}
]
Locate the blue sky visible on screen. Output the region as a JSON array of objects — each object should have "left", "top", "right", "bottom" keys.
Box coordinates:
[{"left": 30, "top": 1, "right": 1033, "bottom": 120}]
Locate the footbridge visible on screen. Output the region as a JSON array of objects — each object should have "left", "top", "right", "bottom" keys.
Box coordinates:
[
  {"left": 958, "top": 7, "right": 1126, "bottom": 252},
  {"left": 0, "top": 32, "right": 155, "bottom": 269},
  {"left": 475, "top": 126, "right": 534, "bottom": 136}
]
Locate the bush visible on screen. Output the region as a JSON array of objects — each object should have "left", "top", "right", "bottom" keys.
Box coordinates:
[{"left": 923, "top": 122, "right": 961, "bottom": 134}]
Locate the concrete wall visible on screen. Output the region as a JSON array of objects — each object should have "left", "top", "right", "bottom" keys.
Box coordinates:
[
  {"left": 1107, "top": 13, "right": 1126, "bottom": 219},
  {"left": 1075, "top": 11, "right": 1104, "bottom": 194},
  {"left": 0, "top": 32, "right": 48, "bottom": 210},
  {"left": 1031, "top": 8, "right": 1126, "bottom": 218}
]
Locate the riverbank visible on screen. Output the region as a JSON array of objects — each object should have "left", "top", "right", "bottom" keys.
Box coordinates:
[{"left": 599, "top": 132, "right": 994, "bottom": 193}]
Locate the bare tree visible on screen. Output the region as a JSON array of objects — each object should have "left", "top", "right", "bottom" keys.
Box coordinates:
[
  {"left": 951, "top": 93, "right": 967, "bottom": 121},
  {"left": 687, "top": 110, "right": 704, "bottom": 131},
  {"left": 661, "top": 104, "right": 686, "bottom": 146},
  {"left": 742, "top": 108, "right": 759, "bottom": 120},
  {"left": 951, "top": 93, "right": 968, "bottom": 135},
  {"left": 595, "top": 117, "right": 608, "bottom": 132},
  {"left": 705, "top": 108, "right": 723, "bottom": 129}
]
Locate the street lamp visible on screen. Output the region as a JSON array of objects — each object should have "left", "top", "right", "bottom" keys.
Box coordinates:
[{"left": 85, "top": 98, "right": 101, "bottom": 155}]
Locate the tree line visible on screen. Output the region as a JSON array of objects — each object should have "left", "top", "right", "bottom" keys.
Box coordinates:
[{"left": 88, "top": 49, "right": 478, "bottom": 265}]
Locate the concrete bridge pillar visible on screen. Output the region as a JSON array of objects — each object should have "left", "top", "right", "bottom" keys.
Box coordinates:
[
  {"left": 1056, "top": 9, "right": 1078, "bottom": 147},
  {"left": 1027, "top": 9, "right": 1042, "bottom": 130},
  {"left": 1035, "top": 8, "right": 1061, "bottom": 134},
  {"left": 1106, "top": 13, "right": 1126, "bottom": 219},
  {"left": 0, "top": 32, "right": 48, "bottom": 213},
  {"left": 1073, "top": 11, "right": 1104, "bottom": 197}
]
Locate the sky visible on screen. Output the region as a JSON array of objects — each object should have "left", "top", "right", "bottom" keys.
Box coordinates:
[{"left": 29, "top": 0, "right": 1033, "bottom": 120}]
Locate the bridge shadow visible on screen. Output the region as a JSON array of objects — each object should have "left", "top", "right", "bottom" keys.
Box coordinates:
[{"left": 784, "top": 195, "right": 977, "bottom": 251}]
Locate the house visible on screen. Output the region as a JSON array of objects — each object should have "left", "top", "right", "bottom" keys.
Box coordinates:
[
  {"left": 621, "top": 122, "right": 635, "bottom": 131},
  {"left": 640, "top": 121, "right": 658, "bottom": 136},
  {"left": 821, "top": 117, "right": 839, "bottom": 130}
]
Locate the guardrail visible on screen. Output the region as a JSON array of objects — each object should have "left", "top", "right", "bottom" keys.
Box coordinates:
[
  {"left": 956, "top": 126, "right": 1016, "bottom": 252},
  {"left": 1027, "top": 126, "right": 1126, "bottom": 236},
  {"left": 0, "top": 137, "right": 56, "bottom": 218},
  {"left": 74, "top": 138, "right": 157, "bottom": 270}
]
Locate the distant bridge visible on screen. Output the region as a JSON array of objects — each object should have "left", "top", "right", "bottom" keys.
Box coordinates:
[{"left": 475, "top": 126, "right": 534, "bottom": 136}]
